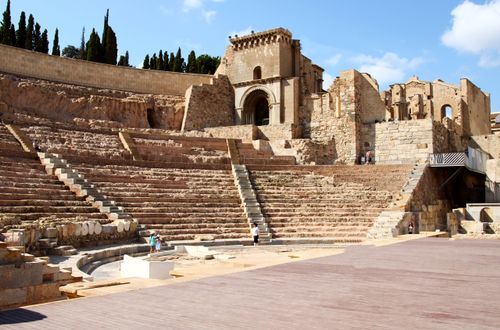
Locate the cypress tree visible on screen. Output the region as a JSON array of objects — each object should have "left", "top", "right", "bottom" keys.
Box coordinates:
[
  {"left": 15, "top": 11, "right": 26, "bottom": 48},
  {"left": 168, "top": 52, "right": 174, "bottom": 71},
  {"left": 41, "top": 29, "right": 49, "bottom": 53},
  {"left": 173, "top": 48, "right": 183, "bottom": 72},
  {"left": 103, "top": 26, "right": 117, "bottom": 64},
  {"left": 0, "top": 0, "right": 12, "bottom": 45},
  {"left": 163, "top": 51, "right": 169, "bottom": 71},
  {"left": 125, "top": 51, "right": 129, "bottom": 66},
  {"left": 79, "top": 27, "right": 86, "bottom": 59},
  {"left": 150, "top": 53, "right": 157, "bottom": 70},
  {"left": 86, "top": 28, "right": 103, "bottom": 62},
  {"left": 143, "top": 54, "right": 150, "bottom": 69},
  {"left": 157, "top": 50, "right": 164, "bottom": 70},
  {"left": 118, "top": 51, "right": 129, "bottom": 66},
  {"left": 186, "top": 50, "right": 197, "bottom": 73},
  {"left": 33, "top": 22, "right": 42, "bottom": 52},
  {"left": 52, "top": 28, "right": 60, "bottom": 55},
  {"left": 101, "top": 9, "right": 109, "bottom": 50},
  {"left": 9, "top": 23, "right": 15, "bottom": 46},
  {"left": 25, "top": 14, "right": 34, "bottom": 50}
]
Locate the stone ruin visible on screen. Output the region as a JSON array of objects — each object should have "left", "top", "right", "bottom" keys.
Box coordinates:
[{"left": 0, "top": 27, "right": 498, "bottom": 309}]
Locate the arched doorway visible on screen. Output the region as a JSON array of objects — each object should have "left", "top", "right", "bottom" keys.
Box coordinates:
[{"left": 243, "top": 89, "right": 270, "bottom": 126}]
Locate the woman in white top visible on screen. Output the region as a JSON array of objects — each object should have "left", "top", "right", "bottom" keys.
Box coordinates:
[{"left": 251, "top": 223, "right": 260, "bottom": 246}]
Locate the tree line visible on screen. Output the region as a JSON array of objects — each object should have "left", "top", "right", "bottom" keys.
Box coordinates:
[
  {"left": 0, "top": 0, "right": 58, "bottom": 55},
  {"left": 142, "top": 48, "right": 220, "bottom": 74},
  {"left": 0, "top": 1, "right": 220, "bottom": 73}
]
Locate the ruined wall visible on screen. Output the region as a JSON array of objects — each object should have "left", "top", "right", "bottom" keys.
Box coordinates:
[
  {"left": 432, "top": 120, "right": 467, "bottom": 153},
  {"left": 374, "top": 120, "right": 433, "bottom": 164},
  {"left": 0, "top": 73, "right": 185, "bottom": 129},
  {"left": 0, "top": 44, "right": 212, "bottom": 95},
  {"left": 358, "top": 73, "right": 386, "bottom": 123},
  {"left": 181, "top": 75, "right": 234, "bottom": 131},
  {"left": 407, "top": 167, "right": 450, "bottom": 231},
  {"left": 462, "top": 79, "right": 491, "bottom": 136}
]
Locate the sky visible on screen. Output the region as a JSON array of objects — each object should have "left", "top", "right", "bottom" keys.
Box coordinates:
[{"left": 4, "top": 0, "right": 500, "bottom": 111}]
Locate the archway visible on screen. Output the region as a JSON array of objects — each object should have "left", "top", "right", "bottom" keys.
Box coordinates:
[
  {"left": 243, "top": 89, "right": 270, "bottom": 126},
  {"left": 441, "top": 104, "right": 453, "bottom": 119}
]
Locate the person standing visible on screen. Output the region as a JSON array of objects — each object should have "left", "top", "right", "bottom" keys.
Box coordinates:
[
  {"left": 251, "top": 223, "right": 260, "bottom": 246},
  {"left": 149, "top": 233, "right": 156, "bottom": 254},
  {"left": 155, "top": 235, "right": 161, "bottom": 253}
]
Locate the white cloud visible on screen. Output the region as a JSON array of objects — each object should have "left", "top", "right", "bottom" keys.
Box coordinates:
[
  {"left": 352, "top": 52, "right": 423, "bottom": 86},
  {"left": 442, "top": 0, "right": 500, "bottom": 67},
  {"left": 203, "top": 10, "right": 216, "bottom": 23},
  {"left": 229, "top": 27, "right": 253, "bottom": 38},
  {"left": 183, "top": 0, "right": 203, "bottom": 11},
  {"left": 322, "top": 72, "right": 334, "bottom": 90},
  {"left": 325, "top": 54, "right": 342, "bottom": 67}
]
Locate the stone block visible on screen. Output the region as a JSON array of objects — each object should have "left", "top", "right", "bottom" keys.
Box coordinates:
[
  {"left": 0, "top": 287, "right": 27, "bottom": 308},
  {"left": 43, "top": 227, "right": 59, "bottom": 238}
]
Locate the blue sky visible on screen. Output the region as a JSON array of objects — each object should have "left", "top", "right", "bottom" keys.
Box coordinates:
[{"left": 5, "top": 0, "right": 500, "bottom": 111}]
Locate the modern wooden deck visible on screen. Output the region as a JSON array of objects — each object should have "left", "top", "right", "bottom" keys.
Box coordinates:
[{"left": 1, "top": 238, "right": 500, "bottom": 329}]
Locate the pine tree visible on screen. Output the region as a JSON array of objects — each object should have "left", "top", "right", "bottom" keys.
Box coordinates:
[
  {"left": 41, "top": 29, "right": 49, "bottom": 53},
  {"left": 15, "top": 11, "right": 26, "bottom": 48},
  {"left": 52, "top": 28, "right": 60, "bottom": 55},
  {"left": 186, "top": 50, "right": 197, "bottom": 73},
  {"left": 0, "top": 0, "right": 12, "bottom": 45},
  {"left": 25, "top": 14, "right": 34, "bottom": 50},
  {"left": 33, "top": 22, "right": 42, "bottom": 52},
  {"left": 61, "top": 45, "right": 79, "bottom": 58},
  {"left": 86, "top": 28, "right": 103, "bottom": 62},
  {"left": 79, "top": 27, "right": 86, "bottom": 60},
  {"left": 163, "top": 51, "right": 169, "bottom": 71},
  {"left": 143, "top": 54, "right": 150, "bottom": 69},
  {"left": 103, "top": 26, "right": 117, "bottom": 64},
  {"left": 157, "top": 50, "right": 164, "bottom": 70},
  {"left": 150, "top": 53, "right": 157, "bottom": 70}
]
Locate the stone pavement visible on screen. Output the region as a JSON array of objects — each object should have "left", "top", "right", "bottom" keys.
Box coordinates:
[{"left": 1, "top": 238, "right": 500, "bottom": 329}]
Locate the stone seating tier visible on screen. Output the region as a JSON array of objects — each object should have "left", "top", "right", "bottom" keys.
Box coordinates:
[
  {"left": 249, "top": 166, "right": 412, "bottom": 241},
  {"left": 67, "top": 162, "right": 250, "bottom": 241},
  {"left": 0, "top": 154, "right": 107, "bottom": 224}
]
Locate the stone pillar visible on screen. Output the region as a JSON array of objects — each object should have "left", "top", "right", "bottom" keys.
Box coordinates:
[
  {"left": 269, "top": 103, "right": 281, "bottom": 125},
  {"left": 235, "top": 108, "right": 243, "bottom": 125}
]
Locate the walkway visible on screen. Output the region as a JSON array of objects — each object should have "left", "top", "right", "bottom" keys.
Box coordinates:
[{"left": 1, "top": 238, "right": 500, "bottom": 329}]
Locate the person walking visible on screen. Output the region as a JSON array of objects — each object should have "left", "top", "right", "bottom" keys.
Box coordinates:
[{"left": 251, "top": 223, "right": 260, "bottom": 246}]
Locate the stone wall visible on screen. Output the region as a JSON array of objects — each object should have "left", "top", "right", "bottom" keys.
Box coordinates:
[
  {"left": 182, "top": 75, "right": 234, "bottom": 131},
  {"left": 374, "top": 119, "right": 433, "bottom": 164},
  {"left": 462, "top": 79, "right": 491, "bottom": 136},
  {"left": 257, "top": 124, "right": 295, "bottom": 140},
  {"left": 0, "top": 73, "right": 185, "bottom": 129},
  {"left": 432, "top": 120, "right": 467, "bottom": 153},
  {"left": 204, "top": 125, "right": 255, "bottom": 141},
  {"left": 0, "top": 44, "right": 212, "bottom": 95}
]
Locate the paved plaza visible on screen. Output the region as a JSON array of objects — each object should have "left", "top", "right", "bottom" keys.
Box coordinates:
[{"left": 1, "top": 238, "right": 500, "bottom": 329}]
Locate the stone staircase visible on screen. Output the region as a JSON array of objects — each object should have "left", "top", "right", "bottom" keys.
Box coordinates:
[
  {"left": 366, "top": 163, "right": 427, "bottom": 239},
  {"left": 232, "top": 164, "right": 271, "bottom": 244},
  {"left": 37, "top": 152, "right": 134, "bottom": 223}
]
